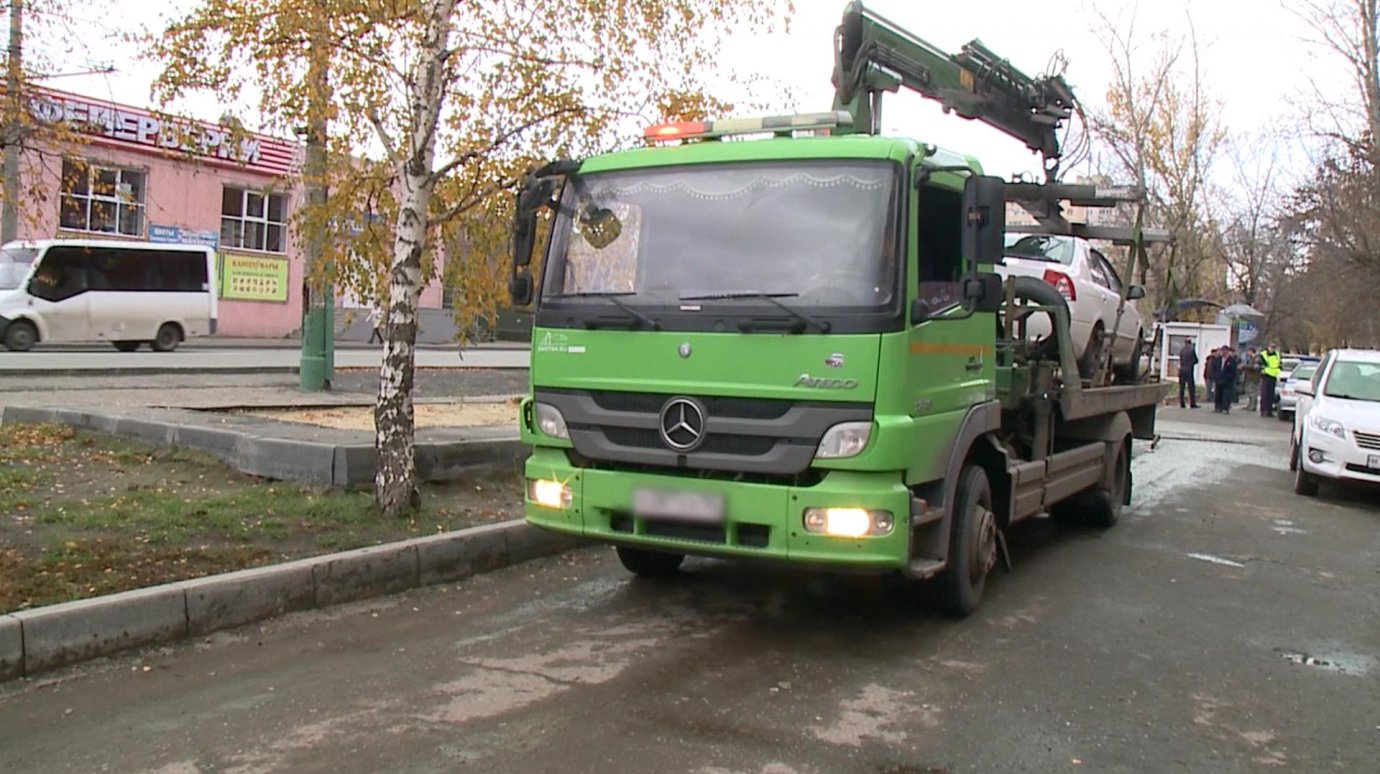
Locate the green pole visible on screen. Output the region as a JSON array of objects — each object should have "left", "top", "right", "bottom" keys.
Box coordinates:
[{"left": 299, "top": 34, "right": 333, "bottom": 391}]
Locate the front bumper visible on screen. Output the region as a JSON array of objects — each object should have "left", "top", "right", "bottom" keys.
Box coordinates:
[
  {"left": 522, "top": 446, "right": 913, "bottom": 571},
  {"left": 1300, "top": 429, "right": 1380, "bottom": 485}
]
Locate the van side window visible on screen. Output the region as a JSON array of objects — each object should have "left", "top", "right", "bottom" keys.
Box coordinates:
[
  {"left": 86, "top": 248, "right": 209, "bottom": 292},
  {"left": 28, "top": 247, "right": 88, "bottom": 301},
  {"left": 916, "top": 183, "right": 963, "bottom": 311}
]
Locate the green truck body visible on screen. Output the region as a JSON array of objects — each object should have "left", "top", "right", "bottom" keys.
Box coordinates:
[{"left": 509, "top": 4, "right": 1165, "bottom": 615}]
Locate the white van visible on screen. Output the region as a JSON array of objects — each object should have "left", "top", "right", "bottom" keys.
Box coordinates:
[{"left": 0, "top": 239, "right": 217, "bottom": 352}]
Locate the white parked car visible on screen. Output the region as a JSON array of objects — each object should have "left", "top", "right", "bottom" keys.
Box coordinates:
[
  {"left": 1276, "top": 360, "right": 1320, "bottom": 421},
  {"left": 1290, "top": 348, "right": 1380, "bottom": 496},
  {"left": 999, "top": 234, "right": 1146, "bottom": 379}
]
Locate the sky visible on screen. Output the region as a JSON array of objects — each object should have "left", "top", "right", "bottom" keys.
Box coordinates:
[{"left": 28, "top": 0, "right": 1355, "bottom": 192}]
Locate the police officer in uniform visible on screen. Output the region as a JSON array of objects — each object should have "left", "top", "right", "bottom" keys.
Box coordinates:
[{"left": 1259, "top": 344, "right": 1282, "bottom": 417}]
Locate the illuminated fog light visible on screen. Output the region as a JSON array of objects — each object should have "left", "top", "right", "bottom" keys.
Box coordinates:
[
  {"left": 1307, "top": 449, "right": 1326, "bottom": 464},
  {"left": 802, "top": 508, "right": 893, "bottom": 538},
  {"left": 529, "top": 479, "right": 571, "bottom": 509}
]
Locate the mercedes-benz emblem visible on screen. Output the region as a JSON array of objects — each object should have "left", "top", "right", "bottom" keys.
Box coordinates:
[
  {"left": 678, "top": 342, "right": 692, "bottom": 359},
  {"left": 658, "top": 397, "right": 706, "bottom": 452}
]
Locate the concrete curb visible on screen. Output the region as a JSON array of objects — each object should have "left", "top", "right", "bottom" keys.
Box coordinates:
[
  {"left": 1, "top": 520, "right": 583, "bottom": 682},
  {"left": 1, "top": 405, "right": 527, "bottom": 487}
]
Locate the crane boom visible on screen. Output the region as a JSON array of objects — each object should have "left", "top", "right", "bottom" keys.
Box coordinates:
[{"left": 831, "top": 1, "right": 1077, "bottom": 169}]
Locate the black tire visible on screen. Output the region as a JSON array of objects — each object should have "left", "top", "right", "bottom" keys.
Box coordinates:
[
  {"left": 1079, "top": 323, "right": 1106, "bottom": 380},
  {"left": 112, "top": 341, "right": 141, "bottom": 352},
  {"left": 615, "top": 546, "right": 684, "bottom": 578},
  {"left": 151, "top": 323, "right": 182, "bottom": 353},
  {"left": 2, "top": 320, "right": 37, "bottom": 352},
  {"left": 933, "top": 465, "right": 997, "bottom": 618},
  {"left": 1084, "top": 441, "right": 1129, "bottom": 528},
  {"left": 1293, "top": 434, "right": 1320, "bottom": 497},
  {"left": 1277, "top": 411, "right": 1291, "bottom": 422},
  {"left": 1289, "top": 435, "right": 1298, "bottom": 472}
]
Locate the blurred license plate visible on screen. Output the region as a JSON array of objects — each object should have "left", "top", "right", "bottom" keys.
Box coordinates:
[
  {"left": 632, "top": 489, "right": 724, "bottom": 523},
  {"left": 1369, "top": 455, "right": 1380, "bottom": 470}
]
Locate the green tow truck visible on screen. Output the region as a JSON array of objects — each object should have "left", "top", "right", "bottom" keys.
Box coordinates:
[{"left": 508, "top": 2, "right": 1168, "bottom": 616}]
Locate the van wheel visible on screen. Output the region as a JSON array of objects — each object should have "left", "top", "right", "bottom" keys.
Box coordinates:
[
  {"left": 152, "top": 323, "right": 182, "bottom": 352},
  {"left": 933, "top": 465, "right": 996, "bottom": 618},
  {"left": 112, "top": 341, "right": 141, "bottom": 352},
  {"left": 2, "top": 320, "right": 37, "bottom": 352},
  {"left": 615, "top": 546, "right": 684, "bottom": 578}
]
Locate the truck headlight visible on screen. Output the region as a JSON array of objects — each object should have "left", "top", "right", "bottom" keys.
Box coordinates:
[
  {"left": 802, "top": 508, "right": 894, "bottom": 537},
  {"left": 815, "top": 421, "right": 872, "bottom": 459},
  {"left": 1308, "top": 414, "right": 1345, "bottom": 439},
  {"left": 534, "top": 402, "right": 570, "bottom": 440}
]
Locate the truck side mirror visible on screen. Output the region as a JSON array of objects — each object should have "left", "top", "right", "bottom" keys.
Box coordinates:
[
  {"left": 963, "top": 271, "right": 1003, "bottom": 313},
  {"left": 910, "top": 299, "right": 931, "bottom": 324},
  {"left": 962, "top": 175, "right": 1007, "bottom": 267},
  {"left": 509, "top": 273, "right": 534, "bottom": 306},
  {"left": 1126, "top": 284, "right": 1147, "bottom": 301}
]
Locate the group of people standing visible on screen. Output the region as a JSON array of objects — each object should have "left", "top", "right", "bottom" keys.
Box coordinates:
[{"left": 1177, "top": 340, "right": 1284, "bottom": 416}]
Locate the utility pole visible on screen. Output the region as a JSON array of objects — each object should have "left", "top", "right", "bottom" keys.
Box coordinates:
[
  {"left": 2, "top": 0, "right": 24, "bottom": 245},
  {"left": 299, "top": 24, "right": 333, "bottom": 391}
]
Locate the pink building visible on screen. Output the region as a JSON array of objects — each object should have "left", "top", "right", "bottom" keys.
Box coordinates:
[{"left": 13, "top": 88, "right": 448, "bottom": 338}]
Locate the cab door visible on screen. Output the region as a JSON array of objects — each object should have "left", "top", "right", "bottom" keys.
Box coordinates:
[
  {"left": 25, "top": 246, "right": 91, "bottom": 342},
  {"left": 906, "top": 175, "right": 994, "bottom": 422}
]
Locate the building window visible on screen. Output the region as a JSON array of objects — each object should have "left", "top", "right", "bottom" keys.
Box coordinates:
[
  {"left": 59, "top": 159, "right": 146, "bottom": 236},
  {"left": 221, "top": 187, "right": 287, "bottom": 253}
]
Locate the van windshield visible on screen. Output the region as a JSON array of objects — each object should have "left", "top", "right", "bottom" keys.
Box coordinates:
[{"left": 0, "top": 246, "right": 37, "bottom": 291}]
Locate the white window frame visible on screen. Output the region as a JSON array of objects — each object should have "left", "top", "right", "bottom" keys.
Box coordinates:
[
  {"left": 59, "top": 159, "right": 146, "bottom": 237},
  {"left": 221, "top": 187, "right": 288, "bottom": 254}
]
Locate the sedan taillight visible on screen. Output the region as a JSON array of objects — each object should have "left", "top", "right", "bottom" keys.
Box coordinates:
[{"left": 1042, "top": 269, "right": 1077, "bottom": 301}]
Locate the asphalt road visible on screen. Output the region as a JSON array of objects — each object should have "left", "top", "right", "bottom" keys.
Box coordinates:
[
  {"left": 2, "top": 410, "right": 1377, "bottom": 773},
  {"left": 0, "top": 346, "right": 529, "bottom": 372}
]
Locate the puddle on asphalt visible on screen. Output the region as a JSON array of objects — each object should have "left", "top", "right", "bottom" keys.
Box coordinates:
[{"left": 1277, "top": 649, "right": 1376, "bottom": 676}]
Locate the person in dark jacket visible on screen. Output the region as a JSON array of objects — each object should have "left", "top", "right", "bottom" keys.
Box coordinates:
[
  {"left": 1204, "top": 349, "right": 1222, "bottom": 404},
  {"left": 1215, "top": 347, "right": 1239, "bottom": 413},
  {"left": 1178, "top": 339, "right": 1200, "bottom": 408}
]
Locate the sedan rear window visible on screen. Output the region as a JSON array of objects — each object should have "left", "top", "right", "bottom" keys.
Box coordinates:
[{"left": 1004, "top": 235, "right": 1075, "bottom": 265}]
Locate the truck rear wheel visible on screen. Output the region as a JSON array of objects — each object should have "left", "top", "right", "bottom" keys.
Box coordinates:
[
  {"left": 1084, "top": 441, "right": 1128, "bottom": 528},
  {"left": 615, "top": 546, "right": 685, "bottom": 578},
  {"left": 933, "top": 465, "right": 996, "bottom": 618}
]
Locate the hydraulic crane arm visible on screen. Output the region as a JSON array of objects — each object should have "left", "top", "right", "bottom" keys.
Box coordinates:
[{"left": 831, "top": 1, "right": 1077, "bottom": 169}]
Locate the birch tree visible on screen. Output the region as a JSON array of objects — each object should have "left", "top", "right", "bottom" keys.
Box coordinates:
[
  {"left": 1, "top": 0, "right": 105, "bottom": 241},
  {"left": 152, "top": 0, "right": 791, "bottom": 516},
  {"left": 1087, "top": 7, "right": 1226, "bottom": 308}
]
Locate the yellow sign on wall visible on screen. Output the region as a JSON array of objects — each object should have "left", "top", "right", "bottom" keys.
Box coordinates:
[{"left": 220, "top": 253, "right": 289, "bottom": 302}]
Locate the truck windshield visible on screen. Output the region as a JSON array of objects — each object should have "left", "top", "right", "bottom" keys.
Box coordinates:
[
  {"left": 541, "top": 161, "right": 899, "bottom": 310},
  {"left": 0, "top": 245, "right": 37, "bottom": 291}
]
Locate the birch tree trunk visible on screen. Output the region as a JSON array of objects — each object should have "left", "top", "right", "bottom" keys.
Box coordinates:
[{"left": 375, "top": 0, "right": 457, "bottom": 517}]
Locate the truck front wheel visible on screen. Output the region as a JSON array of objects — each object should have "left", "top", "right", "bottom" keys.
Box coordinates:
[
  {"left": 933, "top": 465, "right": 996, "bottom": 618},
  {"left": 615, "top": 546, "right": 685, "bottom": 578}
]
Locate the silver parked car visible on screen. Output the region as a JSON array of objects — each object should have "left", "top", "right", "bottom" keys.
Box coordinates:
[{"left": 1277, "top": 361, "right": 1320, "bottom": 421}]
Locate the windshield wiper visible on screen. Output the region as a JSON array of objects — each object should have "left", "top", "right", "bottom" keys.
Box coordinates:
[
  {"left": 555, "top": 292, "right": 661, "bottom": 330},
  {"left": 680, "top": 291, "right": 832, "bottom": 334}
]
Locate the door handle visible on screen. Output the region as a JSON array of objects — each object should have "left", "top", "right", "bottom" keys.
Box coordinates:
[{"left": 966, "top": 357, "right": 984, "bottom": 371}]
